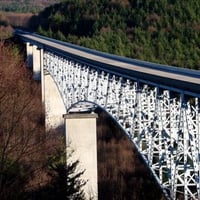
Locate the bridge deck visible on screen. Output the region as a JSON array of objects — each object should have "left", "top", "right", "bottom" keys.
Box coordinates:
[{"left": 15, "top": 29, "right": 200, "bottom": 96}]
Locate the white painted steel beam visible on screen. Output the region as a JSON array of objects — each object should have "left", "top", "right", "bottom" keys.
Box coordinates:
[{"left": 43, "top": 51, "right": 200, "bottom": 200}]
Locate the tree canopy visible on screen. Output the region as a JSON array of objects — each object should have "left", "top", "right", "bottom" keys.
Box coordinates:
[{"left": 34, "top": 0, "right": 200, "bottom": 70}]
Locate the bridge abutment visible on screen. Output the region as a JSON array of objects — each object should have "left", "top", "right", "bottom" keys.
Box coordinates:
[{"left": 64, "top": 113, "right": 98, "bottom": 200}]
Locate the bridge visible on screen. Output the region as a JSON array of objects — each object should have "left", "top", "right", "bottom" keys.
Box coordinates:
[{"left": 15, "top": 30, "right": 200, "bottom": 200}]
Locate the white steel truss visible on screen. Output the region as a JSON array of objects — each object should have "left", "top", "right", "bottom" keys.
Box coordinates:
[{"left": 44, "top": 51, "right": 200, "bottom": 200}]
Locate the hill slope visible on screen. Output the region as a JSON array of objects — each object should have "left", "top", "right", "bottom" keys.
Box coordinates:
[{"left": 34, "top": 0, "right": 200, "bottom": 69}]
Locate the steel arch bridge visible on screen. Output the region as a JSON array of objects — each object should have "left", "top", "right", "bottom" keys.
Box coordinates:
[{"left": 16, "top": 30, "right": 200, "bottom": 200}]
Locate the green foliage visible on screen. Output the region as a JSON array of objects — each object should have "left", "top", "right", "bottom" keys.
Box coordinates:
[
  {"left": 0, "top": 155, "right": 30, "bottom": 200},
  {"left": 66, "top": 160, "right": 86, "bottom": 200},
  {"left": 34, "top": 0, "right": 200, "bottom": 69},
  {"left": 56, "top": 30, "right": 66, "bottom": 41},
  {"left": 45, "top": 143, "right": 86, "bottom": 200}
]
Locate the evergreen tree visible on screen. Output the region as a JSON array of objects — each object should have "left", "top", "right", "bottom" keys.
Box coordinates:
[
  {"left": 46, "top": 143, "right": 86, "bottom": 200},
  {"left": 34, "top": 0, "right": 200, "bottom": 69}
]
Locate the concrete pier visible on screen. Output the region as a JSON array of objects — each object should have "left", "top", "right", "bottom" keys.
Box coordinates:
[
  {"left": 26, "top": 42, "right": 33, "bottom": 68},
  {"left": 64, "top": 113, "right": 98, "bottom": 200},
  {"left": 44, "top": 71, "right": 66, "bottom": 131},
  {"left": 32, "top": 45, "right": 41, "bottom": 80},
  {"left": 26, "top": 42, "right": 43, "bottom": 81}
]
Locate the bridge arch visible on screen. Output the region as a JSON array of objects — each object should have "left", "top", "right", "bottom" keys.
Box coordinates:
[
  {"left": 17, "top": 31, "right": 200, "bottom": 200},
  {"left": 42, "top": 69, "right": 66, "bottom": 130},
  {"left": 44, "top": 50, "right": 200, "bottom": 200}
]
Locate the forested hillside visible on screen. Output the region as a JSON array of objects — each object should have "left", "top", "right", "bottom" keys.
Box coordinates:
[{"left": 34, "top": 0, "right": 200, "bottom": 69}]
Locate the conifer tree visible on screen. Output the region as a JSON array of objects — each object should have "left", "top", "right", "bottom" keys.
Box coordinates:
[{"left": 47, "top": 143, "right": 86, "bottom": 200}]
